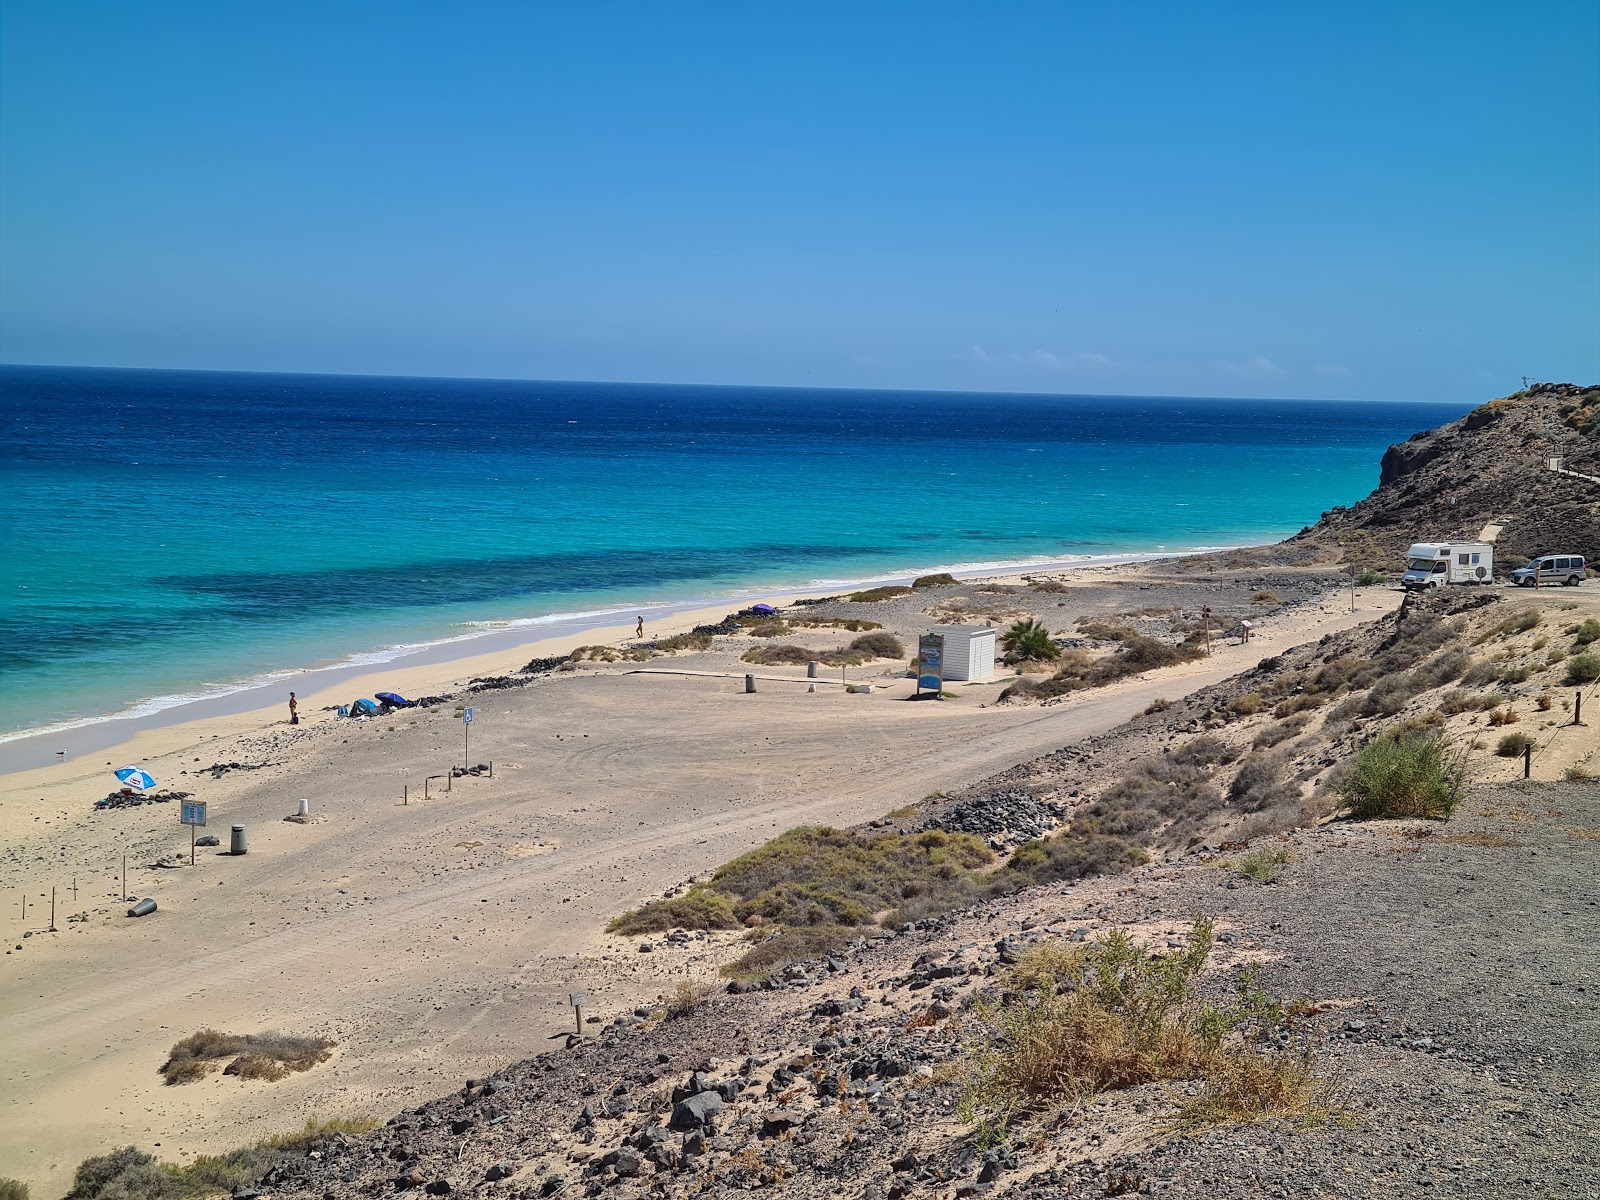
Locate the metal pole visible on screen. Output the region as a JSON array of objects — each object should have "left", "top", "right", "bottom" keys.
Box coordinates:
[
  {"left": 464, "top": 720, "right": 469, "bottom": 771},
  {"left": 574, "top": 1004, "right": 583, "bottom": 1036},
  {"left": 1523, "top": 743, "right": 1532, "bottom": 779},
  {"left": 191, "top": 822, "right": 196, "bottom": 867}
]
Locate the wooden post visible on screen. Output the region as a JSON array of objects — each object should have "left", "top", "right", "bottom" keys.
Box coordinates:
[
  {"left": 489, "top": 760, "right": 493, "bottom": 778},
  {"left": 122, "top": 853, "right": 127, "bottom": 903},
  {"left": 50, "top": 887, "right": 56, "bottom": 931},
  {"left": 191, "top": 822, "right": 196, "bottom": 867},
  {"left": 72, "top": 877, "right": 78, "bottom": 903},
  {"left": 1524, "top": 743, "right": 1532, "bottom": 779},
  {"left": 1349, "top": 565, "right": 1357, "bottom": 612},
  {"left": 404, "top": 784, "right": 408, "bottom": 806},
  {"left": 1575, "top": 690, "right": 1585, "bottom": 726}
]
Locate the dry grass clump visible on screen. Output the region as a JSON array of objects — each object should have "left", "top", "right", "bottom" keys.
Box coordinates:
[
  {"left": 1227, "top": 692, "right": 1265, "bottom": 716},
  {"left": 962, "top": 918, "right": 1338, "bottom": 1131},
  {"left": 160, "top": 1030, "right": 334, "bottom": 1086},
  {"left": 1486, "top": 706, "right": 1520, "bottom": 726},
  {"left": 665, "top": 978, "right": 717, "bottom": 1019},
  {"left": 1002, "top": 628, "right": 1203, "bottom": 702},
  {"left": 740, "top": 634, "right": 899, "bottom": 666},
  {"left": 569, "top": 643, "right": 651, "bottom": 663},
  {"left": 1252, "top": 713, "right": 1310, "bottom": 749},
  {"left": 1251, "top": 591, "right": 1282, "bottom": 606},
  {"left": 1030, "top": 580, "right": 1071, "bottom": 594},
  {"left": 739, "top": 643, "right": 817, "bottom": 666},
  {"left": 0, "top": 1179, "right": 28, "bottom": 1200},
  {"left": 847, "top": 631, "right": 905, "bottom": 659},
  {"left": 1337, "top": 728, "right": 1466, "bottom": 819},
  {"left": 1437, "top": 690, "right": 1502, "bottom": 715}
]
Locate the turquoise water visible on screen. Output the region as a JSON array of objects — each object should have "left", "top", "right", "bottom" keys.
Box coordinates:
[{"left": 0, "top": 366, "right": 1468, "bottom": 737}]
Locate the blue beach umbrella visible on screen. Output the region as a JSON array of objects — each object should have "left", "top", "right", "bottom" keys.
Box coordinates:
[{"left": 115, "top": 766, "right": 156, "bottom": 791}]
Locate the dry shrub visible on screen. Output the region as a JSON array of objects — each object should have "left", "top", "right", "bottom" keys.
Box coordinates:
[
  {"left": 1252, "top": 714, "right": 1309, "bottom": 749},
  {"left": 224, "top": 1054, "right": 290, "bottom": 1082},
  {"left": 740, "top": 643, "right": 815, "bottom": 666},
  {"left": 913, "top": 573, "right": 959, "bottom": 588},
  {"left": 1486, "top": 707, "right": 1520, "bottom": 726},
  {"left": 963, "top": 919, "right": 1335, "bottom": 1130},
  {"left": 1536, "top": 693, "right": 1554, "bottom": 711},
  {"left": 610, "top": 888, "right": 739, "bottom": 934},
  {"left": 1251, "top": 591, "right": 1281, "bottom": 605},
  {"left": 651, "top": 632, "right": 713, "bottom": 652},
  {"left": 1227, "top": 693, "right": 1265, "bottom": 716},
  {"left": 1030, "top": 580, "right": 1071, "bottom": 594},
  {"left": 1436, "top": 832, "right": 1522, "bottom": 848},
  {"left": 160, "top": 1030, "right": 333, "bottom": 1086},
  {"left": 0, "top": 1180, "right": 27, "bottom": 1200},
  {"left": 1565, "top": 653, "right": 1600, "bottom": 685},
  {"left": 746, "top": 623, "right": 789, "bottom": 638},
  {"left": 1177, "top": 1044, "right": 1344, "bottom": 1129},
  {"left": 1437, "top": 690, "right": 1501, "bottom": 715}
]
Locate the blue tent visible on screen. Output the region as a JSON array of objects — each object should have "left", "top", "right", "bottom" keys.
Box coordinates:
[
  {"left": 350, "top": 697, "right": 382, "bottom": 716},
  {"left": 375, "top": 692, "right": 412, "bottom": 708}
]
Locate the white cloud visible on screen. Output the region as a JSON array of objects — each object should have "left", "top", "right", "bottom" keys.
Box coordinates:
[
  {"left": 1313, "top": 362, "right": 1352, "bottom": 377},
  {"left": 969, "top": 344, "right": 991, "bottom": 364},
  {"left": 1218, "top": 355, "right": 1281, "bottom": 375},
  {"left": 1026, "top": 349, "right": 1062, "bottom": 368},
  {"left": 1074, "top": 351, "right": 1114, "bottom": 367}
]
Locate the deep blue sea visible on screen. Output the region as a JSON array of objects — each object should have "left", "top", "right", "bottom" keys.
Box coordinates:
[{"left": 0, "top": 366, "right": 1469, "bottom": 738}]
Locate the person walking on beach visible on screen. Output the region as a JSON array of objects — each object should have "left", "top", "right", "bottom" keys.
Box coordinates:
[
  {"left": 636, "top": 616, "right": 644, "bottom": 639},
  {"left": 288, "top": 691, "right": 299, "bottom": 725}
]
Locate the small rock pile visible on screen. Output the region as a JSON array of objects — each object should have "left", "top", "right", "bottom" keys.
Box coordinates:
[
  {"left": 923, "top": 790, "right": 1062, "bottom": 850},
  {"left": 93, "top": 789, "right": 190, "bottom": 811}
]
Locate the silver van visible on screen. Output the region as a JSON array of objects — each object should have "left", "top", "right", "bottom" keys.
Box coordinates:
[{"left": 1509, "top": 555, "right": 1588, "bottom": 587}]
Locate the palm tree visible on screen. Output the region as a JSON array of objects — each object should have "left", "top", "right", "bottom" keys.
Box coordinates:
[{"left": 1001, "top": 617, "right": 1058, "bottom": 664}]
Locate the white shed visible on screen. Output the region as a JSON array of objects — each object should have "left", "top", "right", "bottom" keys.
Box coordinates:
[{"left": 928, "top": 624, "right": 997, "bottom": 682}]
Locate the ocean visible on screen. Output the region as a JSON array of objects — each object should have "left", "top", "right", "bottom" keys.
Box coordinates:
[{"left": 0, "top": 365, "right": 1468, "bottom": 740}]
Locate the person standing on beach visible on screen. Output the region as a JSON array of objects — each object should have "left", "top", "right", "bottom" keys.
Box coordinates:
[
  {"left": 636, "top": 616, "right": 644, "bottom": 639},
  {"left": 288, "top": 691, "right": 299, "bottom": 725}
]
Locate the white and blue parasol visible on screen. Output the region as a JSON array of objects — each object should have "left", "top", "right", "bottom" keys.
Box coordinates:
[{"left": 115, "top": 766, "right": 157, "bottom": 791}]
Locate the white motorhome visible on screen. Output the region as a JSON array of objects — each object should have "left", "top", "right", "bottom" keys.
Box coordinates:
[{"left": 1401, "top": 542, "right": 1493, "bottom": 590}]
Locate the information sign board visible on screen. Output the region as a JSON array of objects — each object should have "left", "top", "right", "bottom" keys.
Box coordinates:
[
  {"left": 180, "top": 801, "right": 207, "bottom": 827},
  {"left": 463, "top": 707, "right": 475, "bottom": 725},
  {"left": 917, "top": 634, "right": 944, "bottom": 694}
]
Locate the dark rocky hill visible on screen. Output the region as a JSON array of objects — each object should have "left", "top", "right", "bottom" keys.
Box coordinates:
[{"left": 1290, "top": 383, "right": 1599, "bottom": 568}]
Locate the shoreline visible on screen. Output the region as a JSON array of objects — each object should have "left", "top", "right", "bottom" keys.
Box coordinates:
[{"left": 0, "top": 547, "right": 1205, "bottom": 778}]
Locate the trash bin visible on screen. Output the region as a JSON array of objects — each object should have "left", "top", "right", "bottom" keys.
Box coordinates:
[
  {"left": 230, "top": 824, "right": 247, "bottom": 855},
  {"left": 128, "top": 898, "right": 157, "bottom": 918}
]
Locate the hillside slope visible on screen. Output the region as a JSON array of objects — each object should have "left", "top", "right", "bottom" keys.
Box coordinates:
[{"left": 1291, "top": 382, "right": 1599, "bottom": 566}]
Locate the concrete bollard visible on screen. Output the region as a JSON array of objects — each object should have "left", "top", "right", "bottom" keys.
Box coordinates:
[
  {"left": 297, "top": 798, "right": 310, "bottom": 817},
  {"left": 807, "top": 660, "right": 819, "bottom": 678},
  {"left": 807, "top": 682, "right": 816, "bottom": 694},
  {"left": 745, "top": 674, "right": 756, "bottom": 693},
  {"left": 231, "top": 824, "right": 248, "bottom": 855}
]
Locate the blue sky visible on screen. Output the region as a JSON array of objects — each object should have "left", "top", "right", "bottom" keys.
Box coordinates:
[{"left": 2, "top": 2, "right": 1596, "bottom": 401}]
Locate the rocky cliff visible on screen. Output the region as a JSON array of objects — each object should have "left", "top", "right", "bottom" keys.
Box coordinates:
[{"left": 1291, "top": 382, "right": 1600, "bottom": 567}]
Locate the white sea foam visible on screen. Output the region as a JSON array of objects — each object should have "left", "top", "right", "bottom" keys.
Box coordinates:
[{"left": 0, "top": 544, "right": 1234, "bottom": 749}]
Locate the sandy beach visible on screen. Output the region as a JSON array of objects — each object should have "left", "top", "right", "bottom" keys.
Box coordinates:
[{"left": 0, "top": 560, "right": 1400, "bottom": 1193}]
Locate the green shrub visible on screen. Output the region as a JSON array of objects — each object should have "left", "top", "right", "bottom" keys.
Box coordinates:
[
  {"left": 1354, "top": 568, "right": 1387, "bottom": 587},
  {"left": 847, "top": 631, "right": 905, "bottom": 659},
  {"left": 0, "top": 1181, "right": 27, "bottom": 1200},
  {"left": 1001, "top": 617, "right": 1058, "bottom": 664},
  {"left": 1571, "top": 619, "right": 1600, "bottom": 647},
  {"left": 912, "top": 573, "right": 959, "bottom": 588},
  {"left": 1476, "top": 610, "right": 1542, "bottom": 643},
  {"left": 1030, "top": 580, "right": 1071, "bottom": 594},
  {"left": 1338, "top": 729, "right": 1466, "bottom": 820},
  {"left": 1495, "top": 732, "right": 1535, "bottom": 758},
  {"left": 1564, "top": 653, "right": 1600, "bottom": 685},
  {"left": 1237, "top": 845, "right": 1293, "bottom": 883},
  {"left": 609, "top": 888, "right": 739, "bottom": 934},
  {"left": 847, "top": 585, "right": 914, "bottom": 602}
]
